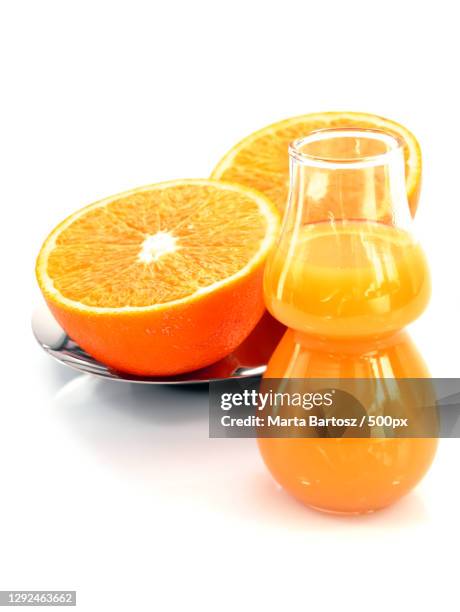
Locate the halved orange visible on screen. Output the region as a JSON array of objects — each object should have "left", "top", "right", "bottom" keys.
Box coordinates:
[
  {"left": 211, "top": 112, "right": 422, "bottom": 216},
  {"left": 36, "top": 180, "right": 280, "bottom": 375}
]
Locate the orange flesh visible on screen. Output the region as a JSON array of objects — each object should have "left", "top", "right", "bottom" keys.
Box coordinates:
[
  {"left": 47, "top": 185, "right": 267, "bottom": 308},
  {"left": 212, "top": 113, "right": 421, "bottom": 216}
]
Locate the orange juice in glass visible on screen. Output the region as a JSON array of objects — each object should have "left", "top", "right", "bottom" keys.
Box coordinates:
[{"left": 259, "top": 129, "right": 438, "bottom": 514}]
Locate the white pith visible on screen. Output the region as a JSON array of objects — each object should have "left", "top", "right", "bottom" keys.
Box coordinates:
[{"left": 138, "top": 231, "right": 178, "bottom": 263}]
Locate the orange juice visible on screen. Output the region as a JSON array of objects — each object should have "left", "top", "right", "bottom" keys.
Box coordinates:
[
  {"left": 260, "top": 221, "right": 436, "bottom": 514},
  {"left": 264, "top": 220, "right": 431, "bottom": 339},
  {"left": 258, "top": 435, "right": 438, "bottom": 514},
  {"left": 258, "top": 330, "right": 438, "bottom": 514}
]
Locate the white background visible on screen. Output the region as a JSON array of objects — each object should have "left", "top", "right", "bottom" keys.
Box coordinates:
[{"left": 1, "top": 0, "right": 459, "bottom": 610}]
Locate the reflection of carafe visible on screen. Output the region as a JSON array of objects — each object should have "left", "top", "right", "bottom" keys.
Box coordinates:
[{"left": 259, "top": 129, "right": 438, "bottom": 514}]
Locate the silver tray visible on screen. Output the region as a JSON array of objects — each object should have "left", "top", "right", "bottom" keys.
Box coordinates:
[{"left": 32, "top": 303, "right": 285, "bottom": 384}]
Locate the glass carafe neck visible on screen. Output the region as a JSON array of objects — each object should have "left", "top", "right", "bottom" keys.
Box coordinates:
[
  {"left": 285, "top": 128, "right": 412, "bottom": 229},
  {"left": 263, "top": 128, "right": 430, "bottom": 340}
]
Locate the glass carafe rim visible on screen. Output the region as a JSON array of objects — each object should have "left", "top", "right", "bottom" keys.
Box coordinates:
[{"left": 289, "top": 127, "right": 404, "bottom": 170}]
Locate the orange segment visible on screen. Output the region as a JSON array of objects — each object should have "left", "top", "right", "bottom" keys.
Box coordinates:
[
  {"left": 36, "top": 180, "right": 280, "bottom": 375},
  {"left": 211, "top": 112, "right": 422, "bottom": 216}
]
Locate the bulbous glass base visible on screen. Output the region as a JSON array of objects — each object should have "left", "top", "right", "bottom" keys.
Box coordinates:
[{"left": 258, "top": 330, "right": 438, "bottom": 515}]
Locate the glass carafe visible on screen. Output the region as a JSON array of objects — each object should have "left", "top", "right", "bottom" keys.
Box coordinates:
[{"left": 258, "top": 129, "right": 438, "bottom": 514}]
